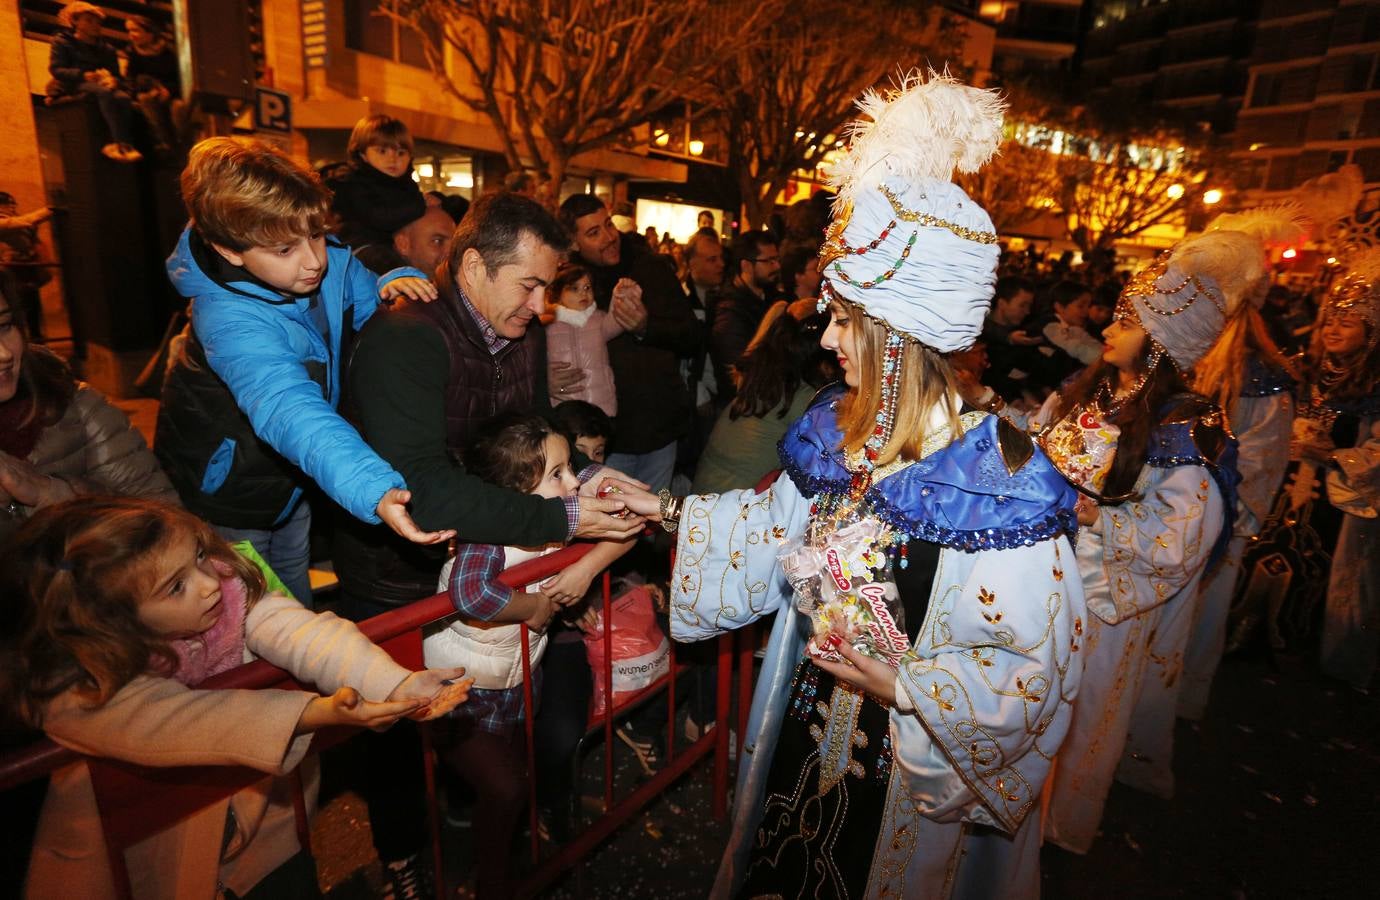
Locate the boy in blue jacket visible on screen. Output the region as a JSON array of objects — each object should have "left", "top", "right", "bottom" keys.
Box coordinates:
[{"left": 155, "top": 137, "right": 451, "bottom": 603}]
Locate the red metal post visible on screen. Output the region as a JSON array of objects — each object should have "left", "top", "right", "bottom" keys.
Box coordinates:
[
  {"left": 737, "top": 622, "right": 756, "bottom": 759},
  {"left": 520, "top": 623, "right": 539, "bottom": 863},
  {"left": 602, "top": 570, "right": 615, "bottom": 814},
  {"left": 713, "top": 630, "right": 732, "bottom": 820}
]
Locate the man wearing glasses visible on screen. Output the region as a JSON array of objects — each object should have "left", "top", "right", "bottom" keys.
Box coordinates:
[{"left": 711, "top": 231, "right": 783, "bottom": 403}]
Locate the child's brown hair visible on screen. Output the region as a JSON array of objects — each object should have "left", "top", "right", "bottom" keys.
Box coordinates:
[
  {"left": 463, "top": 412, "right": 560, "bottom": 494},
  {"left": 549, "top": 261, "right": 591, "bottom": 304},
  {"left": 0, "top": 497, "right": 266, "bottom": 727},
  {"left": 347, "top": 114, "right": 414, "bottom": 159},
  {"left": 181, "top": 137, "right": 332, "bottom": 252}
]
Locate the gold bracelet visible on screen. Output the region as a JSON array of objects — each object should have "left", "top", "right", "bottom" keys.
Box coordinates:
[{"left": 658, "top": 489, "right": 683, "bottom": 533}]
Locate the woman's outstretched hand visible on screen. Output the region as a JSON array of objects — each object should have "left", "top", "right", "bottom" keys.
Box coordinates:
[{"left": 812, "top": 636, "right": 898, "bottom": 707}]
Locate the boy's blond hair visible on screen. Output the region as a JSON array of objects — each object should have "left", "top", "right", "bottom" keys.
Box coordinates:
[
  {"left": 347, "top": 114, "right": 414, "bottom": 159},
  {"left": 181, "top": 137, "right": 331, "bottom": 252}
]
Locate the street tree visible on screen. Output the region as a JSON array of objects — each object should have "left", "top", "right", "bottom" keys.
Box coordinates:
[
  {"left": 957, "top": 139, "right": 1064, "bottom": 235},
  {"left": 955, "top": 81, "right": 1064, "bottom": 235},
  {"left": 717, "top": 0, "right": 954, "bottom": 231},
  {"left": 387, "top": 0, "right": 781, "bottom": 194},
  {"left": 1054, "top": 110, "right": 1214, "bottom": 253}
]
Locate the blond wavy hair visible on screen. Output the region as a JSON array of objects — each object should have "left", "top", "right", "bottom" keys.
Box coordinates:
[
  {"left": 181, "top": 137, "right": 331, "bottom": 251},
  {"left": 831, "top": 298, "right": 963, "bottom": 467}
]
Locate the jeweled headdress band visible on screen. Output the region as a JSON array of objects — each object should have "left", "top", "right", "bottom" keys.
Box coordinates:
[
  {"left": 1323, "top": 271, "right": 1380, "bottom": 330},
  {"left": 1114, "top": 251, "right": 1227, "bottom": 372}
]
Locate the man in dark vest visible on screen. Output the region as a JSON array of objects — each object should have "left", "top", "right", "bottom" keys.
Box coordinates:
[
  {"left": 334, "top": 192, "right": 643, "bottom": 897},
  {"left": 340, "top": 191, "right": 642, "bottom": 617}
]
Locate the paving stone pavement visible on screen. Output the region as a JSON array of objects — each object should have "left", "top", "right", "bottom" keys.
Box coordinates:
[{"left": 311, "top": 651, "right": 1375, "bottom": 899}]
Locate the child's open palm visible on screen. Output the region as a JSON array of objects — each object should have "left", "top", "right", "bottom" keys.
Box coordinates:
[{"left": 295, "top": 687, "right": 426, "bottom": 734}]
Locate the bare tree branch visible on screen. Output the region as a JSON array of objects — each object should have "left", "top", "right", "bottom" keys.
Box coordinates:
[
  {"left": 388, "top": 0, "right": 784, "bottom": 191},
  {"left": 716, "top": 0, "right": 953, "bottom": 230}
]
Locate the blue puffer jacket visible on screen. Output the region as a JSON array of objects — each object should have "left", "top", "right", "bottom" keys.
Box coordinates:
[{"left": 155, "top": 225, "right": 419, "bottom": 527}]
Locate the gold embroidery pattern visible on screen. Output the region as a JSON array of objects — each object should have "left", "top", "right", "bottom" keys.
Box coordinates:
[
  {"left": 864, "top": 762, "right": 922, "bottom": 896},
  {"left": 893, "top": 535, "right": 1078, "bottom": 830},
  {"left": 1097, "top": 464, "right": 1214, "bottom": 624},
  {"left": 671, "top": 490, "right": 783, "bottom": 633},
  {"left": 817, "top": 685, "right": 867, "bottom": 795}
]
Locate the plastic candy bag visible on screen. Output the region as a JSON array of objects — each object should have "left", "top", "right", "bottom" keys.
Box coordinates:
[{"left": 779, "top": 516, "right": 909, "bottom": 667}]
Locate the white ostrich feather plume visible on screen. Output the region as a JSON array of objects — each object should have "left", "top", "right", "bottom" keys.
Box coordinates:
[
  {"left": 1169, "top": 230, "right": 1269, "bottom": 316},
  {"left": 1291, "top": 164, "right": 1364, "bottom": 228},
  {"left": 827, "top": 70, "right": 1006, "bottom": 206},
  {"left": 1342, "top": 246, "right": 1380, "bottom": 286},
  {"left": 1206, "top": 203, "right": 1309, "bottom": 247}
]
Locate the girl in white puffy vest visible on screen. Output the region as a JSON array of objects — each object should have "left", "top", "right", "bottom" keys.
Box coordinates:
[{"left": 425, "top": 412, "right": 628, "bottom": 898}]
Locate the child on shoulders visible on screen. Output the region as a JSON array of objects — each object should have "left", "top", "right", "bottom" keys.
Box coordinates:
[{"left": 324, "top": 115, "right": 427, "bottom": 264}]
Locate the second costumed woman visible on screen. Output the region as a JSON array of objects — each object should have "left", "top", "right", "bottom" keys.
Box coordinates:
[
  {"left": 612, "top": 74, "right": 1085, "bottom": 899},
  {"left": 1038, "top": 230, "right": 1245, "bottom": 851}
]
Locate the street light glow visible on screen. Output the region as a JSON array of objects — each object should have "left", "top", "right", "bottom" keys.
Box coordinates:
[
  {"left": 1282, "top": 248, "right": 1297, "bottom": 259},
  {"left": 1203, "top": 188, "right": 1223, "bottom": 205},
  {"left": 1166, "top": 184, "right": 1185, "bottom": 200}
]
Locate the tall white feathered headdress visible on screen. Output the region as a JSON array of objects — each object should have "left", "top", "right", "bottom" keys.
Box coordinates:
[
  {"left": 819, "top": 71, "right": 1007, "bottom": 353},
  {"left": 1201, "top": 203, "right": 1309, "bottom": 312},
  {"left": 1117, "top": 204, "right": 1309, "bottom": 372}
]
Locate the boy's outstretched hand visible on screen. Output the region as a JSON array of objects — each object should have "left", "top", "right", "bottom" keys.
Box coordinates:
[
  {"left": 377, "top": 488, "right": 455, "bottom": 545},
  {"left": 380, "top": 276, "right": 439, "bottom": 304}
]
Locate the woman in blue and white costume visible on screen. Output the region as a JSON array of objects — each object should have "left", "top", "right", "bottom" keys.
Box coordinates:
[
  {"left": 1037, "top": 232, "right": 1245, "bottom": 854},
  {"left": 609, "top": 74, "right": 1084, "bottom": 900}
]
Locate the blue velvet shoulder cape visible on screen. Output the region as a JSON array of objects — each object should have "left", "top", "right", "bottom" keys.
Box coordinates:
[{"left": 777, "top": 388, "right": 1078, "bottom": 553}]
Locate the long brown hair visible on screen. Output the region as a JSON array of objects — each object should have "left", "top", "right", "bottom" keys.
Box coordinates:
[
  {"left": 0, "top": 288, "right": 75, "bottom": 427},
  {"left": 833, "top": 298, "right": 962, "bottom": 466},
  {"left": 1050, "top": 350, "right": 1190, "bottom": 499},
  {"left": 0, "top": 498, "right": 265, "bottom": 728},
  {"left": 730, "top": 309, "right": 831, "bottom": 420},
  {"left": 1305, "top": 309, "right": 1380, "bottom": 401}
]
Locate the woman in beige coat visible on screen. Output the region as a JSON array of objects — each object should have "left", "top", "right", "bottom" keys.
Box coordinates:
[
  {"left": 3, "top": 498, "right": 471, "bottom": 899},
  {"left": 0, "top": 289, "right": 177, "bottom": 543}
]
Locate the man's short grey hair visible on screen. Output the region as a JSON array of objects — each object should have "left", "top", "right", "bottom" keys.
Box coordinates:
[{"left": 440, "top": 192, "right": 570, "bottom": 287}]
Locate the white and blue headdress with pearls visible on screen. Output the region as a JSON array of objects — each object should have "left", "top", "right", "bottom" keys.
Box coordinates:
[{"left": 819, "top": 71, "right": 1006, "bottom": 354}]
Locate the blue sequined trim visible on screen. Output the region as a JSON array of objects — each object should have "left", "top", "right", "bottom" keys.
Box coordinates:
[
  {"left": 866, "top": 490, "right": 1080, "bottom": 552},
  {"left": 778, "top": 399, "right": 1080, "bottom": 553}
]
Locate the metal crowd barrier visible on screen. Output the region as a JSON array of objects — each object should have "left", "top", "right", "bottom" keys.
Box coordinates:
[{"left": 0, "top": 542, "right": 741, "bottom": 900}]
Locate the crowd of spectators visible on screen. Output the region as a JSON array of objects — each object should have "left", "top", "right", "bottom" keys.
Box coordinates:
[{"left": 1, "top": 65, "right": 1373, "bottom": 898}]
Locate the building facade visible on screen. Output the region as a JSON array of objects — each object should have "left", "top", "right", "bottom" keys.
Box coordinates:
[{"left": 1234, "top": 0, "right": 1380, "bottom": 195}]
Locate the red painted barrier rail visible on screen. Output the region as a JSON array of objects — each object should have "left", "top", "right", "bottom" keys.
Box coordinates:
[{"left": 0, "top": 541, "right": 738, "bottom": 900}]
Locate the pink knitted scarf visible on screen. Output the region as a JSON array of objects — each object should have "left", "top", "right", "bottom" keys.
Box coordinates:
[{"left": 168, "top": 566, "right": 249, "bottom": 686}]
